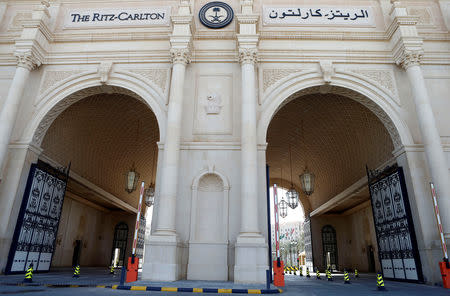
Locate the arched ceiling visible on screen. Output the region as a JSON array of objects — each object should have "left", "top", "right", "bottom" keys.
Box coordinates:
[
  {"left": 41, "top": 93, "right": 159, "bottom": 209},
  {"left": 267, "top": 92, "right": 394, "bottom": 213}
]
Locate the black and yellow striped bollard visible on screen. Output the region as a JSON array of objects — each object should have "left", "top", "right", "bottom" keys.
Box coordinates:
[
  {"left": 73, "top": 265, "right": 80, "bottom": 278},
  {"left": 316, "top": 268, "right": 321, "bottom": 279},
  {"left": 110, "top": 265, "right": 115, "bottom": 275},
  {"left": 306, "top": 267, "right": 310, "bottom": 278},
  {"left": 344, "top": 270, "right": 350, "bottom": 284},
  {"left": 354, "top": 268, "right": 359, "bottom": 278},
  {"left": 299, "top": 266, "right": 303, "bottom": 276},
  {"left": 326, "top": 269, "right": 333, "bottom": 281},
  {"left": 377, "top": 273, "right": 386, "bottom": 291},
  {"left": 23, "top": 263, "right": 33, "bottom": 283}
]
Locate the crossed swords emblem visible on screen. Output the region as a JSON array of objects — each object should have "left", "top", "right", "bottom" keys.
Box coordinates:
[{"left": 208, "top": 7, "right": 225, "bottom": 23}]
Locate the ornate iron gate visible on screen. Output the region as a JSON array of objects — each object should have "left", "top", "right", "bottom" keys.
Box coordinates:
[
  {"left": 303, "top": 218, "right": 314, "bottom": 270},
  {"left": 367, "top": 165, "right": 423, "bottom": 282},
  {"left": 5, "top": 161, "right": 69, "bottom": 274},
  {"left": 135, "top": 214, "right": 146, "bottom": 260}
]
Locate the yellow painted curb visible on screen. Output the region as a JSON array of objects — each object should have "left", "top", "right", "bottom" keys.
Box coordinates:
[{"left": 162, "top": 287, "right": 178, "bottom": 292}]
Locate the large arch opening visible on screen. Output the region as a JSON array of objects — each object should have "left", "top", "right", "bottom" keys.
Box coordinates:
[
  {"left": 266, "top": 86, "right": 397, "bottom": 274},
  {"left": 43, "top": 90, "right": 159, "bottom": 269},
  {"left": 6, "top": 86, "right": 160, "bottom": 272}
]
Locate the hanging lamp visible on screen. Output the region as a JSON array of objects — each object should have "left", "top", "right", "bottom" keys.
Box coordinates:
[{"left": 286, "top": 144, "right": 299, "bottom": 209}]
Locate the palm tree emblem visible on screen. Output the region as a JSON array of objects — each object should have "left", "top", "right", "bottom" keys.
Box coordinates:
[{"left": 209, "top": 7, "right": 224, "bottom": 23}]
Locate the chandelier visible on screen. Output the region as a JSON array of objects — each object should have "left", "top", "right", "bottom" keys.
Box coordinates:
[
  {"left": 300, "top": 167, "right": 315, "bottom": 196},
  {"left": 279, "top": 197, "right": 288, "bottom": 218},
  {"left": 125, "top": 164, "right": 140, "bottom": 193}
]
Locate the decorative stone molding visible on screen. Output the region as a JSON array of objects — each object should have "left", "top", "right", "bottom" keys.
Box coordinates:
[
  {"left": 396, "top": 50, "right": 423, "bottom": 70},
  {"left": 204, "top": 93, "right": 222, "bottom": 115},
  {"left": 98, "top": 61, "right": 113, "bottom": 84},
  {"left": 262, "top": 69, "right": 301, "bottom": 92},
  {"left": 170, "top": 48, "right": 191, "bottom": 65},
  {"left": 39, "top": 70, "right": 83, "bottom": 95},
  {"left": 319, "top": 60, "right": 334, "bottom": 84},
  {"left": 9, "top": 12, "right": 32, "bottom": 31},
  {"left": 350, "top": 70, "right": 396, "bottom": 96},
  {"left": 407, "top": 7, "right": 432, "bottom": 26},
  {"left": 238, "top": 48, "right": 258, "bottom": 65},
  {"left": 14, "top": 50, "right": 41, "bottom": 71},
  {"left": 129, "top": 69, "right": 169, "bottom": 92}
]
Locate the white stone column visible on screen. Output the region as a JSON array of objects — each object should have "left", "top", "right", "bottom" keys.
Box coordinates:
[
  {"left": 239, "top": 48, "right": 259, "bottom": 235},
  {"left": 0, "top": 52, "right": 39, "bottom": 181},
  {"left": 142, "top": 48, "right": 190, "bottom": 281},
  {"left": 233, "top": 47, "right": 268, "bottom": 283},
  {"left": 399, "top": 51, "right": 450, "bottom": 235},
  {"left": 154, "top": 48, "right": 190, "bottom": 234}
]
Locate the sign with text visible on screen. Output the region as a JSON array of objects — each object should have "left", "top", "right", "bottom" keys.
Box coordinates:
[
  {"left": 263, "top": 7, "right": 374, "bottom": 26},
  {"left": 64, "top": 7, "right": 171, "bottom": 28}
]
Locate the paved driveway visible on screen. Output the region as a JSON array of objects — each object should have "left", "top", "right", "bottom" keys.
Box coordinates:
[{"left": 0, "top": 270, "right": 447, "bottom": 295}]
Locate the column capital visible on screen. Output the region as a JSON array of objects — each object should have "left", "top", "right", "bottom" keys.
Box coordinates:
[
  {"left": 396, "top": 49, "right": 423, "bottom": 70},
  {"left": 238, "top": 48, "right": 258, "bottom": 65},
  {"left": 14, "top": 50, "right": 41, "bottom": 71},
  {"left": 170, "top": 47, "right": 191, "bottom": 65}
]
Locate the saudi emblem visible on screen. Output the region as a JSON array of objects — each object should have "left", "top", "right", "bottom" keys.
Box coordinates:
[{"left": 199, "top": 2, "right": 234, "bottom": 29}]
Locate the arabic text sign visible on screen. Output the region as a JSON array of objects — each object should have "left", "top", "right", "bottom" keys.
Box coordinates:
[
  {"left": 263, "top": 7, "right": 374, "bottom": 26},
  {"left": 64, "top": 8, "right": 171, "bottom": 28}
]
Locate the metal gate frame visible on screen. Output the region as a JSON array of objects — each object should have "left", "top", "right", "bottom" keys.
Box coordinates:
[
  {"left": 367, "top": 164, "right": 423, "bottom": 283},
  {"left": 5, "top": 160, "right": 70, "bottom": 274},
  {"left": 303, "top": 217, "right": 314, "bottom": 270}
]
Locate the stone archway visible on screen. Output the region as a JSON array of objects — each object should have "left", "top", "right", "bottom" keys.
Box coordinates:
[
  {"left": 258, "top": 75, "right": 413, "bottom": 149},
  {"left": 263, "top": 83, "right": 406, "bottom": 273},
  {"left": 1, "top": 81, "right": 163, "bottom": 272},
  {"left": 20, "top": 69, "right": 167, "bottom": 147},
  {"left": 28, "top": 85, "right": 165, "bottom": 148}
]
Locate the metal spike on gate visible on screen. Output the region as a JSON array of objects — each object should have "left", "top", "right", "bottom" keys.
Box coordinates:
[
  {"left": 377, "top": 273, "right": 386, "bottom": 291},
  {"left": 73, "top": 265, "right": 80, "bottom": 278},
  {"left": 344, "top": 270, "right": 351, "bottom": 284},
  {"left": 23, "top": 263, "right": 33, "bottom": 283}
]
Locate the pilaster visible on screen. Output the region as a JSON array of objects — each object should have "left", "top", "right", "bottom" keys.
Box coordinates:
[
  {"left": 142, "top": 0, "right": 193, "bottom": 282},
  {"left": 234, "top": 0, "right": 268, "bottom": 284},
  {"left": 0, "top": 1, "right": 49, "bottom": 180}
]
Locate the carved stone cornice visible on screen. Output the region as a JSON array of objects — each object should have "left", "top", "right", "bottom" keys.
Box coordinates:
[
  {"left": 14, "top": 50, "right": 41, "bottom": 71},
  {"left": 238, "top": 48, "right": 258, "bottom": 65},
  {"left": 396, "top": 50, "right": 423, "bottom": 70},
  {"left": 236, "top": 14, "right": 259, "bottom": 24},
  {"left": 170, "top": 48, "right": 191, "bottom": 65}
]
